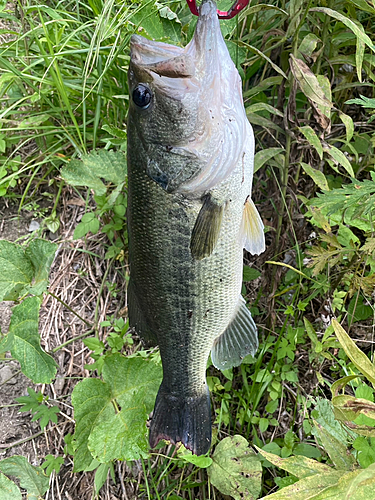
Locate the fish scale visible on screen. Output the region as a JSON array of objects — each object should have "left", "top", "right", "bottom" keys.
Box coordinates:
[{"left": 127, "top": 0, "right": 265, "bottom": 455}]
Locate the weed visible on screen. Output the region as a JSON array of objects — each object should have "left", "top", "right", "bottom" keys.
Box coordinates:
[{"left": 0, "top": 0, "right": 375, "bottom": 498}]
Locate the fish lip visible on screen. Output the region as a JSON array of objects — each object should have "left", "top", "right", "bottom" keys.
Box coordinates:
[
  {"left": 129, "top": 0, "right": 222, "bottom": 79},
  {"left": 130, "top": 35, "right": 195, "bottom": 79}
]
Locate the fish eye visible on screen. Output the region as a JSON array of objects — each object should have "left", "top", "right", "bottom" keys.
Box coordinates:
[{"left": 132, "top": 84, "right": 152, "bottom": 108}]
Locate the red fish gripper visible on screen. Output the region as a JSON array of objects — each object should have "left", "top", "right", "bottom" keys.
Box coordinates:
[{"left": 186, "top": 0, "right": 250, "bottom": 19}]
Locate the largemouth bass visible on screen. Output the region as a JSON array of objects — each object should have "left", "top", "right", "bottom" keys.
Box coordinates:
[{"left": 127, "top": 0, "right": 265, "bottom": 455}]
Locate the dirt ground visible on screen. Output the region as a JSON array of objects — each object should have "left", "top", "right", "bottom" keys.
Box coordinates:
[{"left": 0, "top": 194, "right": 139, "bottom": 499}]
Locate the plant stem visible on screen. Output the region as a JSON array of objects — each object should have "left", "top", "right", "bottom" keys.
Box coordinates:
[
  {"left": 48, "top": 291, "right": 93, "bottom": 327},
  {"left": 316, "top": 0, "right": 334, "bottom": 75},
  {"left": 52, "top": 179, "right": 64, "bottom": 214},
  {"left": 94, "top": 258, "right": 114, "bottom": 337},
  {"left": 51, "top": 329, "right": 95, "bottom": 353},
  {"left": 0, "top": 423, "right": 62, "bottom": 450}
]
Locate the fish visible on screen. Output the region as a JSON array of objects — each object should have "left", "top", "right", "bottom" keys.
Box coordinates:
[{"left": 127, "top": 0, "right": 265, "bottom": 456}]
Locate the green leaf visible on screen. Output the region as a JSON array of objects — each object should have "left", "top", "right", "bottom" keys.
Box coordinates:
[
  {"left": 94, "top": 462, "right": 110, "bottom": 495},
  {"left": 207, "top": 435, "right": 262, "bottom": 500},
  {"left": 299, "top": 126, "right": 323, "bottom": 160},
  {"left": 132, "top": 3, "right": 164, "bottom": 40},
  {"left": 243, "top": 266, "right": 262, "bottom": 282},
  {"left": 102, "top": 124, "right": 127, "bottom": 139},
  {"left": 303, "top": 467, "right": 375, "bottom": 499},
  {"left": 0, "top": 456, "right": 49, "bottom": 500},
  {"left": 345, "top": 462, "right": 375, "bottom": 499},
  {"left": 245, "top": 3, "right": 287, "bottom": 16},
  {"left": 304, "top": 317, "right": 318, "bottom": 347},
  {"left": 310, "top": 7, "right": 375, "bottom": 53},
  {"left": 31, "top": 404, "right": 60, "bottom": 430},
  {"left": 317, "top": 74, "right": 332, "bottom": 120},
  {"left": 259, "top": 417, "right": 269, "bottom": 433},
  {"left": 356, "top": 385, "right": 374, "bottom": 402},
  {"left": 293, "top": 443, "right": 321, "bottom": 459},
  {"left": 156, "top": 2, "right": 179, "bottom": 21},
  {"left": 16, "top": 387, "right": 44, "bottom": 412},
  {"left": 243, "top": 76, "right": 283, "bottom": 98},
  {"left": 353, "top": 437, "right": 375, "bottom": 468},
  {"left": 243, "top": 43, "right": 287, "bottom": 79},
  {"left": 339, "top": 113, "right": 354, "bottom": 142},
  {"left": 71, "top": 378, "right": 111, "bottom": 471},
  {"left": 89, "top": 354, "right": 162, "bottom": 463},
  {"left": 254, "top": 148, "right": 285, "bottom": 173},
  {"left": 83, "top": 337, "right": 105, "bottom": 354},
  {"left": 331, "top": 375, "right": 362, "bottom": 398},
  {"left": 9, "top": 296, "right": 57, "bottom": 383},
  {"left": 347, "top": 294, "right": 373, "bottom": 327},
  {"left": 0, "top": 472, "right": 21, "bottom": 500},
  {"left": 325, "top": 145, "right": 355, "bottom": 177},
  {"left": 301, "top": 163, "right": 329, "bottom": 191},
  {"left": 346, "top": 95, "right": 375, "bottom": 108},
  {"left": 314, "top": 421, "right": 356, "bottom": 470},
  {"left": 178, "top": 448, "right": 212, "bottom": 468},
  {"left": 349, "top": 0, "right": 375, "bottom": 13},
  {"left": 72, "top": 354, "right": 162, "bottom": 471},
  {"left": 0, "top": 240, "right": 33, "bottom": 300},
  {"left": 310, "top": 176, "right": 375, "bottom": 221},
  {"left": 333, "top": 394, "right": 375, "bottom": 424},
  {"left": 289, "top": 55, "right": 333, "bottom": 110},
  {"left": 41, "top": 455, "right": 64, "bottom": 476},
  {"left": 313, "top": 397, "right": 354, "bottom": 444},
  {"left": 298, "top": 33, "right": 321, "bottom": 58},
  {"left": 61, "top": 150, "right": 127, "bottom": 196},
  {"left": 25, "top": 239, "right": 57, "bottom": 295},
  {"left": 246, "top": 102, "right": 283, "bottom": 117},
  {"left": 73, "top": 213, "right": 100, "bottom": 240},
  {"left": 248, "top": 114, "right": 284, "bottom": 134},
  {"left": 332, "top": 319, "right": 375, "bottom": 387},
  {"left": 256, "top": 446, "right": 331, "bottom": 478},
  {"left": 309, "top": 206, "right": 331, "bottom": 233},
  {"left": 258, "top": 470, "right": 352, "bottom": 500},
  {"left": 18, "top": 114, "right": 50, "bottom": 129}
]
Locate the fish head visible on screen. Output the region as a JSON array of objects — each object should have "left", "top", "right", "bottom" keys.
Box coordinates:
[{"left": 128, "top": 0, "right": 250, "bottom": 194}]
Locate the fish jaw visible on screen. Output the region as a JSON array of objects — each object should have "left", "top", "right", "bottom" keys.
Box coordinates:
[{"left": 128, "top": 0, "right": 250, "bottom": 196}]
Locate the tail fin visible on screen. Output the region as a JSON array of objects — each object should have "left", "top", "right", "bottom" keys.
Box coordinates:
[{"left": 149, "top": 383, "right": 211, "bottom": 455}]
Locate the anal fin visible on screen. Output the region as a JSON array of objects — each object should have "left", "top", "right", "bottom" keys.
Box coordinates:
[
  {"left": 241, "top": 197, "right": 265, "bottom": 255},
  {"left": 211, "top": 296, "right": 258, "bottom": 371},
  {"left": 190, "top": 194, "right": 224, "bottom": 260}
]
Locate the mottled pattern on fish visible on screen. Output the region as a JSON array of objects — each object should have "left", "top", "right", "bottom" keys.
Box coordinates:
[{"left": 127, "top": 0, "right": 265, "bottom": 455}]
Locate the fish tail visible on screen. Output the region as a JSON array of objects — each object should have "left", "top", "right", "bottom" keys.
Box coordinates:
[{"left": 149, "top": 383, "right": 211, "bottom": 455}]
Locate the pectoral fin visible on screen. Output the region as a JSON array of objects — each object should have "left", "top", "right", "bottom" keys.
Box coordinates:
[
  {"left": 241, "top": 197, "right": 265, "bottom": 255},
  {"left": 190, "top": 194, "right": 224, "bottom": 260},
  {"left": 211, "top": 296, "right": 258, "bottom": 371}
]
